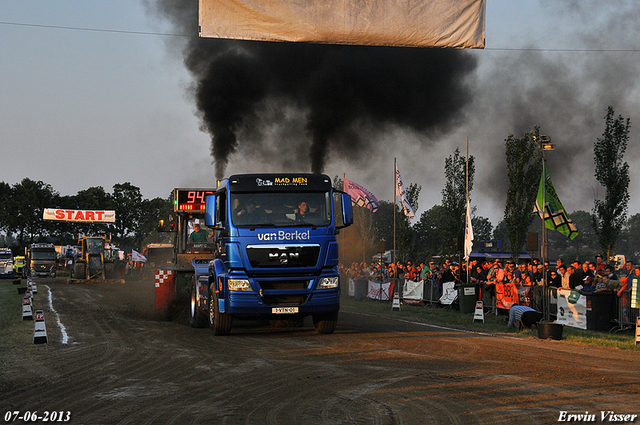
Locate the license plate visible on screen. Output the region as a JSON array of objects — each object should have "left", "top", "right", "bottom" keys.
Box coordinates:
[{"left": 272, "top": 307, "right": 299, "bottom": 314}]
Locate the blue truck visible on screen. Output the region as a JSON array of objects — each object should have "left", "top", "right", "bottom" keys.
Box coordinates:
[{"left": 188, "top": 173, "right": 353, "bottom": 335}]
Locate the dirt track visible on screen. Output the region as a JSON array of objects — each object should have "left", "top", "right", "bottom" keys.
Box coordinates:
[{"left": 1, "top": 278, "right": 639, "bottom": 425}]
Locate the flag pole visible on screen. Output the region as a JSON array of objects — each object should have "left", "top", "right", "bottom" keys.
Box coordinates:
[
  {"left": 466, "top": 137, "right": 470, "bottom": 285},
  {"left": 541, "top": 152, "right": 548, "bottom": 321},
  {"left": 393, "top": 158, "right": 397, "bottom": 282}
]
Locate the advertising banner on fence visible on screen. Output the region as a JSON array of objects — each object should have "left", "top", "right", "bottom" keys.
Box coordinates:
[
  {"left": 556, "top": 288, "right": 587, "bottom": 329},
  {"left": 43, "top": 209, "right": 116, "bottom": 223},
  {"left": 368, "top": 280, "right": 393, "bottom": 301},
  {"left": 403, "top": 280, "right": 424, "bottom": 305}
]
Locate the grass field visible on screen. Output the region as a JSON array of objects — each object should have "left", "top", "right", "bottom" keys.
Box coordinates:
[
  {"left": 340, "top": 294, "right": 640, "bottom": 351},
  {"left": 0, "top": 280, "right": 38, "bottom": 352}
]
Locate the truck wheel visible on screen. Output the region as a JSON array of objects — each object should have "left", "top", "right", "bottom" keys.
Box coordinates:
[
  {"left": 209, "top": 289, "right": 232, "bottom": 336},
  {"left": 189, "top": 281, "right": 208, "bottom": 328},
  {"left": 313, "top": 311, "right": 338, "bottom": 334}
]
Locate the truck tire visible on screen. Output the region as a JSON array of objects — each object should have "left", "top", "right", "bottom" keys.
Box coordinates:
[
  {"left": 313, "top": 311, "right": 338, "bottom": 334},
  {"left": 74, "top": 263, "right": 86, "bottom": 280},
  {"left": 209, "top": 289, "right": 232, "bottom": 336},
  {"left": 189, "top": 281, "right": 208, "bottom": 328}
]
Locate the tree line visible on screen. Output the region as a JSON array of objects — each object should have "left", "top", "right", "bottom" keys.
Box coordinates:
[
  {"left": 0, "top": 180, "right": 172, "bottom": 252},
  {"left": 1, "top": 107, "right": 633, "bottom": 264},
  {"left": 340, "top": 107, "right": 636, "bottom": 266}
]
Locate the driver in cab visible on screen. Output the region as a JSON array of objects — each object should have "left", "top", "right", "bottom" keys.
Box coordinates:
[
  {"left": 234, "top": 199, "right": 265, "bottom": 225},
  {"left": 189, "top": 222, "right": 211, "bottom": 243},
  {"left": 295, "top": 201, "right": 318, "bottom": 222}
]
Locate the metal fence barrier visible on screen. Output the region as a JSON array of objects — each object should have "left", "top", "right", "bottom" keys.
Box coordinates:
[{"left": 614, "top": 289, "right": 638, "bottom": 331}]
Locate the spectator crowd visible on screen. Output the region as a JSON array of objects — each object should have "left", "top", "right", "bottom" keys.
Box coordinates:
[{"left": 341, "top": 254, "right": 637, "bottom": 305}]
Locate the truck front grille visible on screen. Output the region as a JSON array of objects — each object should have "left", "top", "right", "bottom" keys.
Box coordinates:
[
  {"left": 261, "top": 295, "right": 308, "bottom": 306},
  {"left": 259, "top": 280, "right": 310, "bottom": 290},
  {"left": 246, "top": 245, "right": 320, "bottom": 268}
]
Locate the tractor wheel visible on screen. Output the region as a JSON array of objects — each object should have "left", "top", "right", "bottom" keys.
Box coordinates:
[
  {"left": 74, "top": 262, "right": 86, "bottom": 280},
  {"left": 104, "top": 263, "right": 115, "bottom": 279}
]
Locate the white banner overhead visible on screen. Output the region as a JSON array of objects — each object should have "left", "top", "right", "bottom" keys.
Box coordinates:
[
  {"left": 199, "top": 0, "right": 486, "bottom": 49},
  {"left": 43, "top": 209, "right": 116, "bottom": 223}
]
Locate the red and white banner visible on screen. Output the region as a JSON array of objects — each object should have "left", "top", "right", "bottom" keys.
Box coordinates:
[
  {"left": 43, "top": 209, "right": 116, "bottom": 223},
  {"left": 368, "top": 280, "right": 393, "bottom": 301}
]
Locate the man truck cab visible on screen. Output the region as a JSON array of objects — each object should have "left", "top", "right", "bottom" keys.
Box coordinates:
[{"left": 190, "top": 173, "right": 353, "bottom": 335}]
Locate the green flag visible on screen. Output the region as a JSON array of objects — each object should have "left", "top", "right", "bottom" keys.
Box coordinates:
[{"left": 535, "top": 162, "right": 578, "bottom": 240}]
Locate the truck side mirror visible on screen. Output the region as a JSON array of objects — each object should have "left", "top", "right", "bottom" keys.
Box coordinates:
[
  {"left": 342, "top": 193, "right": 353, "bottom": 226},
  {"left": 205, "top": 194, "right": 217, "bottom": 226},
  {"left": 336, "top": 192, "right": 353, "bottom": 229}
]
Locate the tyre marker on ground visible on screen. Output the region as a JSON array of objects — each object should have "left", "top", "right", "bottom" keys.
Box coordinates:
[{"left": 44, "top": 285, "right": 70, "bottom": 344}]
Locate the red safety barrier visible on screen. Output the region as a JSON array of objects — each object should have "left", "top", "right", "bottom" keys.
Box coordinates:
[{"left": 155, "top": 270, "right": 176, "bottom": 311}]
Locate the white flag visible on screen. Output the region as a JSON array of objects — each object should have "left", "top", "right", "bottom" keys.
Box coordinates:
[
  {"left": 464, "top": 204, "right": 474, "bottom": 260},
  {"left": 131, "top": 250, "right": 147, "bottom": 263},
  {"left": 395, "top": 163, "right": 415, "bottom": 217}
]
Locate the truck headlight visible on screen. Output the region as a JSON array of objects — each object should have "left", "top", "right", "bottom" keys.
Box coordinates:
[
  {"left": 318, "top": 276, "right": 339, "bottom": 289},
  {"left": 228, "top": 278, "right": 252, "bottom": 292}
]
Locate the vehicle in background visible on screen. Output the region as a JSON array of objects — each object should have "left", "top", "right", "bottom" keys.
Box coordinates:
[
  {"left": 74, "top": 236, "right": 107, "bottom": 280},
  {"left": 0, "top": 248, "right": 14, "bottom": 278},
  {"left": 13, "top": 256, "right": 25, "bottom": 277},
  {"left": 104, "top": 244, "right": 127, "bottom": 279},
  {"left": 25, "top": 243, "right": 57, "bottom": 278},
  {"left": 143, "top": 243, "right": 174, "bottom": 268},
  {"left": 156, "top": 188, "right": 217, "bottom": 299}
]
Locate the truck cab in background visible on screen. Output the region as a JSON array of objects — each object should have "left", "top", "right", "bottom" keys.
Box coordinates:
[
  {"left": 0, "top": 248, "right": 14, "bottom": 278},
  {"left": 191, "top": 173, "right": 353, "bottom": 335},
  {"left": 25, "top": 243, "right": 57, "bottom": 278}
]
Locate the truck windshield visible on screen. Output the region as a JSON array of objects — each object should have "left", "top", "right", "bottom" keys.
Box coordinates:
[
  {"left": 0, "top": 253, "right": 11, "bottom": 260},
  {"left": 231, "top": 192, "right": 331, "bottom": 228},
  {"left": 31, "top": 251, "right": 56, "bottom": 260}
]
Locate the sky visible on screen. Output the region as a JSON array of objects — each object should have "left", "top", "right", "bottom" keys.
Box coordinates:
[{"left": 1, "top": 1, "right": 639, "bottom": 228}]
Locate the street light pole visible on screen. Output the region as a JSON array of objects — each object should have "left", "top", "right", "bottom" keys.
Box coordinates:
[{"left": 539, "top": 135, "right": 554, "bottom": 320}]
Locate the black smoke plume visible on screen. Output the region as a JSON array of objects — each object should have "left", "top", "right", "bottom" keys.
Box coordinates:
[{"left": 152, "top": 0, "right": 478, "bottom": 179}]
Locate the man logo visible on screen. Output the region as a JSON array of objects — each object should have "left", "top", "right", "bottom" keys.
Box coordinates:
[{"left": 269, "top": 252, "right": 299, "bottom": 264}]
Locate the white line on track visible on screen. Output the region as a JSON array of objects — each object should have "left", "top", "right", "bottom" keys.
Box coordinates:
[
  {"left": 44, "top": 284, "right": 70, "bottom": 344},
  {"left": 345, "top": 310, "right": 521, "bottom": 339}
]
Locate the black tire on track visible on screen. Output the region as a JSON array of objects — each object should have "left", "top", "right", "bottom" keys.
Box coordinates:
[
  {"left": 189, "top": 281, "right": 208, "bottom": 328},
  {"left": 313, "top": 311, "right": 338, "bottom": 334},
  {"left": 209, "top": 289, "right": 232, "bottom": 336},
  {"left": 74, "top": 262, "right": 86, "bottom": 280}
]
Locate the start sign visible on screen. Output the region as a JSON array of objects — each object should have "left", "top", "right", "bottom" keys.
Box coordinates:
[{"left": 43, "top": 209, "right": 116, "bottom": 223}]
